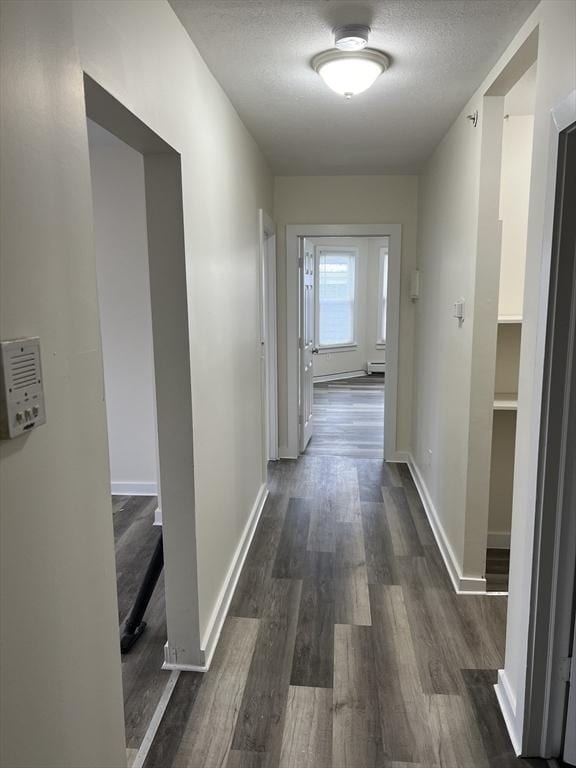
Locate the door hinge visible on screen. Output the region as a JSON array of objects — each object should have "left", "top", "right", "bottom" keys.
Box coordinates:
[
  {"left": 559, "top": 656, "right": 573, "bottom": 683},
  {"left": 298, "top": 254, "right": 304, "bottom": 268}
]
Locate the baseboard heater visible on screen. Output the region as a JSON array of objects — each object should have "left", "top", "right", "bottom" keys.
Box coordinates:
[{"left": 367, "top": 361, "right": 385, "bottom": 374}]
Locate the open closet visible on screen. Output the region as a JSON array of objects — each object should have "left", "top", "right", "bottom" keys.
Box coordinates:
[{"left": 485, "top": 63, "right": 536, "bottom": 591}]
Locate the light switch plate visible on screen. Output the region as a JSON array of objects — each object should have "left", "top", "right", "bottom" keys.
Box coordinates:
[
  {"left": 0, "top": 337, "right": 46, "bottom": 439},
  {"left": 453, "top": 299, "right": 465, "bottom": 323}
]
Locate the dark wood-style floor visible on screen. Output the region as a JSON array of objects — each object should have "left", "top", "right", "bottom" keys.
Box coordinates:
[
  {"left": 307, "top": 375, "right": 385, "bottom": 458},
  {"left": 142, "top": 452, "right": 546, "bottom": 768},
  {"left": 113, "top": 495, "right": 170, "bottom": 763},
  {"left": 486, "top": 548, "right": 511, "bottom": 592},
  {"left": 138, "top": 379, "right": 542, "bottom": 766}
]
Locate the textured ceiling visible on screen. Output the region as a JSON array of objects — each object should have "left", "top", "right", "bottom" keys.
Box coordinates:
[{"left": 169, "top": 0, "right": 538, "bottom": 175}]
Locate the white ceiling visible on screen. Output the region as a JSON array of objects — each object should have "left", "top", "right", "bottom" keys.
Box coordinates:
[{"left": 170, "top": 0, "right": 538, "bottom": 175}]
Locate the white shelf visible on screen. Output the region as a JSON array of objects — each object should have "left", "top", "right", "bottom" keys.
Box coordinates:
[
  {"left": 494, "top": 394, "right": 518, "bottom": 411},
  {"left": 498, "top": 315, "right": 523, "bottom": 324}
]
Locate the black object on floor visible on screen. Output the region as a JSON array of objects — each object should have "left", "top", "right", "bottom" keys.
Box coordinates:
[{"left": 120, "top": 532, "right": 164, "bottom": 654}]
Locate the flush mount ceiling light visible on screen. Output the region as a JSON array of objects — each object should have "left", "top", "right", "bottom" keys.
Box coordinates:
[{"left": 312, "top": 48, "right": 390, "bottom": 99}]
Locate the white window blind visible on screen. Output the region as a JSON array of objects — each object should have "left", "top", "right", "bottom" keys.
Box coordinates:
[
  {"left": 378, "top": 245, "right": 388, "bottom": 343},
  {"left": 317, "top": 249, "right": 357, "bottom": 347}
]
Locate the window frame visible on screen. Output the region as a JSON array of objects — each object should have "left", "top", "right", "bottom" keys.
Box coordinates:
[
  {"left": 376, "top": 244, "right": 389, "bottom": 348},
  {"left": 314, "top": 245, "right": 359, "bottom": 351}
]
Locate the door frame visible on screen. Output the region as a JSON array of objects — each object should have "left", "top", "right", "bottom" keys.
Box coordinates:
[
  {"left": 84, "top": 75, "right": 202, "bottom": 669},
  {"left": 522, "top": 93, "right": 576, "bottom": 758},
  {"left": 285, "top": 223, "right": 402, "bottom": 460},
  {"left": 258, "top": 209, "right": 278, "bottom": 465}
]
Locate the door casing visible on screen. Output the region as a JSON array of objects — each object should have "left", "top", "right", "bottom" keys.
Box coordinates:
[
  {"left": 522, "top": 95, "right": 576, "bottom": 758},
  {"left": 285, "top": 223, "right": 402, "bottom": 460}
]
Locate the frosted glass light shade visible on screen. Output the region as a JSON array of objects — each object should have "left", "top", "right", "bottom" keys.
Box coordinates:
[{"left": 312, "top": 49, "right": 390, "bottom": 98}]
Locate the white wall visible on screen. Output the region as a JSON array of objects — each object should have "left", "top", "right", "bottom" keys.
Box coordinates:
[
  {"left": 88, "top": 120, "right": 159, "bottom": 496},
  {"left": 498, "top": 114, "right": 534, "bottom": 319},
  {"left": 310, "top": 237, "right": 386, "bottom": 379},
  {"left": 410, "top": 0, "right": 576, "bottom": 752},
  {"left": 273, "top": 175, "right": 418, "bottom": 454},
  {"left": 0, "top": 0, "right": 272, "bottom": 765}
]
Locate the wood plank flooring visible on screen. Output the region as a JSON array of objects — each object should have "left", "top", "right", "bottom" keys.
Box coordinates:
[
  {"left": 143, "top": 454, "right": 543, "bottom": 767},
  {"left": 113, "top": 495, "right": 171, "bottom": 758},
  {"left": 307, "top": 375, "right": 385, "bottom": 457},
  {"left": 140, "top": 378, "right": 537, "bottom": 766},
  {"left": 486, "top": 548, "right": 510, "bottom": 592}
]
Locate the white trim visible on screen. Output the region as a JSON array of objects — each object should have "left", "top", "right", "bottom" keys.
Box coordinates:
[
  {"left": 286, "top": 224, "right": 401, "bottom": 461},
  {"left": 111, "top": 481, "right": 158, "bottom": 496},
  {"left": 521, "top": 90, "right": 576, "bottom": 758},
  {"left": 407, "top": 455, "right": 487, "bottom": 594},
  {"left": 495, "top": 669, "right": 521, "bottom": 755},
  {"left": 314, "top": 245, "right": 359, "bottom": 349},
  {"left": 487, "top": 531, "right": 511, "bottom": 549},
  {"left": 163, "top": 483, "right": 269, "bottom": 673},
  {"left": 313, "top": 370, "right": 366, "bottom": 383},
  {"left": 162, "top": 654, "right": 208, "bottom": 673},
  {"left": 153, "top": 506, "right": 162, "bottom": 526},
  {"left": 131, "top": 670, "right": 181, "bottom": 768}
]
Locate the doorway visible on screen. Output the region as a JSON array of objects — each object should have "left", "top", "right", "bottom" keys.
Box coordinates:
[
  {"left": 87, "top": 118, "right": 166, "bottom": 762},
  {"left": 286, "top": 224, "right": 401, "bottom": 461},
  {"left": 299, "top": 236, "right": 388, "bottom": 458},
  {"left": 83, "top": 74, "right": 202, "bottom": 762},
  {"left": 464, "top": 34, "right": 538, "bottom": 597}
]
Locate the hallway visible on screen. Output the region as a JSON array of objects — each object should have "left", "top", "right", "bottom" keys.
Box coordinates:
[{"left": 143, "top": 453, "right": 535, "bottom": 768}]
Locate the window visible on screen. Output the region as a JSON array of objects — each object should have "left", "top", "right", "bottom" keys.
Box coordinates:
[
  {"left": 377, "top": 245, "right": 388, "bottom": 345},
  {"left": 316, "top": 247, "right": 357, "bottom": 347}
]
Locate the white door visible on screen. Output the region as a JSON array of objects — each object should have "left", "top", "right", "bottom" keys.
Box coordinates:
[
  {"left": 299, "top": 239, "right": 315, "bottom": 452},
  {"left": 259, "top": 225, "right": 278, "bottom": 465}
]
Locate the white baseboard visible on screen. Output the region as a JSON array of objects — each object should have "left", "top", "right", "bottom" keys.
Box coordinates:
[
  {"left": 487, "top": 531, "right": 511, "bottom": 549},
  {"left": 407, "top": 455, "right": 487, "bottom": 594},
  {"left": 162, "top": 649, "right": 207, "bottom": 673},
  {"left": 495, "top": 669, "right": 521, "bottom": 755},
  {"left": 313, "top": 369, "right": 366, "bottom": 383},
  {"left": 153, "top": 507, "right": 162, "bottom": 526},
  {"left": 389, "top": 450, "right": 411, "bottom": 463},
  {"left": 164, "top": 482, "right": 269, "bottom": 674},
  {"left": 111, "top": 481, "right": 158, "bottom": 496}
]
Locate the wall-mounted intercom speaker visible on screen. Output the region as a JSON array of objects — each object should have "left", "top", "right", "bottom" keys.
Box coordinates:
[{"left": 0, "top": 337, "right": 46, "bottom": 439}]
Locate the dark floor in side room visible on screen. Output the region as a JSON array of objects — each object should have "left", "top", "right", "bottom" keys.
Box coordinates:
[
  {"left": 486, "top": 547, "right": 511, "bottom": 592},
  {"left": 113, "top": 495, "right": 169, "bottom": 765}
]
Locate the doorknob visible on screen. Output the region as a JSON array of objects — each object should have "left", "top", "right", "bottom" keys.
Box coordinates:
[{"left": 312, "top": 347, "right": 319, "bottom": 354}]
